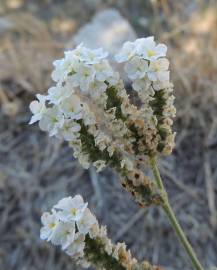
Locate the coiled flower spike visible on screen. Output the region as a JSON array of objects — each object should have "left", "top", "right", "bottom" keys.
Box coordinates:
[
  {"left": 40, "top": 195, "right": 163, "bottom": 270},
  {"left": 31, "top": 39, "right": 205, "bottom": 270},
  {"left": 29, "top": 42, "right": 172, "bottom": 206}
]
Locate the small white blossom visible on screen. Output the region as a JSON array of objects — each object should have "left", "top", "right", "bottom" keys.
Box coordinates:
[
  {"left": 29, "top": 94, "right": 47, "bottom": 124},
  {"left": 106, "top": 71, "right": 120, "bottom": 86},
  {"left": 93, "top": 160, "right": 107, "bottom": 172},
  {"left": 94, "top": 132, "right": 110, "bottom": 151},
  {"left": 71, "top": 64, "right": 95, "bottom": 92},
  {"left": 107, "top": 145, "right": 115, "bottom": 157},
  {"left": 152, "top": 80, "right": 172, "bottom": 91},
  {"left": 80, "top": 47, "right": 108, "bottom": 65},
  {"left": 89, "top": 80, "right": 107, "bottom": 97},
  {"left": 147, "top": 58, "right": 170, "bottom": 82},
  {"left": 135, "top": 36, "right": 167, "bottom": 60},
  {"left": 59, "top": 94, "right": 83, "bottom": 119},
  {"left": 115, "top": 41, "right": 135, "bottom": 62},
  {"left": 51, "top": 59, "right": 65, "bottom": 82},
  {"left": 94, "top": 60, "right": 113, "bottom": 82},
  {"left": 54, "top": 195, "right": 88, "bottom": 222},
  {"left": 51, "top": 221, "right": 76, "bottom": 249},
  {"left": 40, "top": 210, "right": 59, "bottom": 242},
  {"left": 82, "top": 106, "right": 96, "bottom": 125},
  {"left": 77, "top": 208, "right": 97, "bottom": 234},
  {"left": 47, "top": 81, "right": 74, "bottom": 105},
  {"left": 59, "top": 120, "right": 81, "bottom": 141},
  {"left": 66, "top": 233, "right": 85, "bottom": 257},
  {"left": 39, "top": 107, "right": 64, "bottom": 136},
  {"left": 51, "top": 56, "right": 78, "bottom": 82},
  {"left": 124, "top": 56, "right": 148, "bottom": 80},
  {"left": 78, "top": 154, "right": 91, "bottom": 169},
  {"left": 121, "top": 158, "right": 134, "bottom": 171},
  {"left": 132, "top": 78, "right": 151, "bottom": 92},
  {"left": 68, "top": 43, "right": 84, "bottom": 58}
]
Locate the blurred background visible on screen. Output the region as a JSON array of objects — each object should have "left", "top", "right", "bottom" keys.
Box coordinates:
[{"left": 0, "top": 0, "right": 217, "bottom": 269}]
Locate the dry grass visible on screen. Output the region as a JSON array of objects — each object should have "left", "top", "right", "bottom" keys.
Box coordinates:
[{"left": 0, "top": 1, "right": 217, "bottom": 270}]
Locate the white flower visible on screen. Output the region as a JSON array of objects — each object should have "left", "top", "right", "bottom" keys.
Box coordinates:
[
  {"left": 94, "top": 132, "right": 110, "bottom": 151},
  {"left": 59, "top": 120, "right": 81, "bottom": 141},
  {"left": 115, "top": 41, "right": 135, "bottom": 62},
  {"left": 69, "top": 139, "right": 82, "bottom": 153},
  {"left": 107, "top": 71, "right": 120, "bottom": 86},
  {"left": 121, "top": 158, "right": 134, "bottom": 171},
  {"left": 39, "top": 107, "right": 64, "bottom": 137},
  {"left": 71, "top": 64, "right": 95, "bottom": 91},
  {"left": 94, "top": 60, "right": 113, "bottom": 82},
  {"left": 80, "top": 47, "right": 108, "bottom": 65},
  {"left": 54, "top": 195, "right": 88, "bottom": 222},
  {"left": 51, "top": 56, "right": 78, "bottom": 83},
  {"left": 152, "top": 80, "right": 172, "bottom": 91},
  {"left": 89, "top": 80, "right": 107, "bottom": 97},
  {"left": 107, "top": 145, "right": 115, "bottom": 157},
  {"left": 40, "top": 210, "right": 59, "bottom": 242},
  {"left": 82, "top": 106, "right": 96, "bottom": 126},
  {"left": 77, "top": 208, "right": 97, "bottom": 234},
  {"left": 29, "top": 94, "right": 47, "bottom": 124},
  {"left": 147, "top": 58, "right": 170, "bottom": 82},
  {"left": 93, "top": 160, "right": 107, "bottom": 172},
  {"left": 51, "top": 221, "right": 75, "bottom": 249},
  {"left": 47, "top": 82, "right": 74, "bottom": 105},
  {"left": 51, "top": 59, "right": 65, "bottom": 82},
  {"left": 124, "top": 56, "right": 148, "bottom": 80},
  {"left": 132, "top": 78, "right": 151, "bottom": 92},
  {"left": 59, "top": 94, "right": 83, "bottom": 119},
  {"left": 67, "top": 43, "right": 85, "bottom": 58},
  {"left": 78, "top": 154, "right": 91, "bottom": 169},
  {"left": 66, "top": 233, "right": 85, "bottom": 257},
  {"left": 135, "top": 37, "right": 167, "bottom": 60}
]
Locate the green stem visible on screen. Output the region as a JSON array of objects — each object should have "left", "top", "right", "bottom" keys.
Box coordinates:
[{"left": 149, "top": 156, "right": 204, "bottom": 270}]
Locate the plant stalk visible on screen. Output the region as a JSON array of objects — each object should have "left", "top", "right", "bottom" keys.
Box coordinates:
[{"left": 149, "top": 156, "right": 204, "bottom": 270}]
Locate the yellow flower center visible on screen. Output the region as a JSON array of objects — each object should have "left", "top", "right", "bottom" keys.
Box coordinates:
[
  {"left": 51, "top": 117, "right": 58, "bottom": 123},
  {"left": 71, "top": 208, "right": 77, "bottom": 216},
  {"left": 87, "top": 52, "right": 95, "bottom": 60},
  {"left": 147, "top": 50, "right": 156, "bottom": 57},
  {"left": 48, "top": 222, "right": 56, "bottom": 229}
]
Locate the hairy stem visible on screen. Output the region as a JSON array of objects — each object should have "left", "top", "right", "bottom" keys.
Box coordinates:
[{"left": 149, "top": 156, "right": 204, "bottom": 270}]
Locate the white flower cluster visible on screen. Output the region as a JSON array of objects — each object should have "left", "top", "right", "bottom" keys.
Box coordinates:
[
  {"left": 29, "top": 44, "right": 121, "bottom": 172},
  {"left": 115, "top": 37, "right": 168, "bottom": 93},
  {"left": 40, "top": 195, "right": 96, "bottom": 266},
  {"left": 40, "top": 195, "right": 154, "bottom": 269},
  {"left": 29, "top": 44, "right": 147, "bottom": 176},
  {"left": 51, "top": 44, "right": 119, "bottom": 96},
  {"left": 115, "top": 37, "right": 176, "bottom": 155},
  {"left": 30, "top": 40, "right": 175, "bottom": 207}
]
